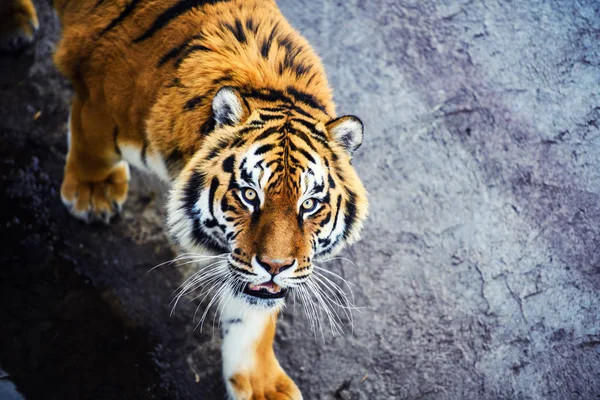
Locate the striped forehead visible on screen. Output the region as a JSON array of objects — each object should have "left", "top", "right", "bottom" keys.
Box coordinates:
[{"left": 238, "top": 141, "right": 325, "bottom": 193}]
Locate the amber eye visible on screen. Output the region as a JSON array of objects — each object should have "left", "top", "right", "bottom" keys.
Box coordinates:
[
  {"left": 301, "top": 198, "right": 319, "bottom": 213},
  {"left": 241, "top": 188, "right": 258, "bottom": 203}
]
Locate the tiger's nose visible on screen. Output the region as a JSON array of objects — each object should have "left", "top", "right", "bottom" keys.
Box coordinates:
[{"left": 257, "top": 256, "right": 295, "bottom": 276}]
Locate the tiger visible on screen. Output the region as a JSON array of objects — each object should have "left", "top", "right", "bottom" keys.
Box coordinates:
[{"left": 3, "top": 0, "right": 369, "bottom": 398}]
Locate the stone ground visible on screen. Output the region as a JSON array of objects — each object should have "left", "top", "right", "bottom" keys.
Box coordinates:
[{"left": 1, "top": 0, "right": 599, "bottom": 399}]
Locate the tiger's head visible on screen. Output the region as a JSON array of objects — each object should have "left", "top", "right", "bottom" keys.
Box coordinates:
[{"left": 167, "top": 87, "right": 368, "bottom": 310}]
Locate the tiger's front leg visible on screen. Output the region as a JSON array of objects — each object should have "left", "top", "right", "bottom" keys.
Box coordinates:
[{"left": 221, "top": 300, "right": 302, "bottom": 400}]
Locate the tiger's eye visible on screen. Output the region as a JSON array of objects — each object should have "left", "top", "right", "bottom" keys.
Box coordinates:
[
  {"left": 301, "top": 198, "right": 318, "bottom": 212},
  {"left": 242, "top": 188, "right": 257, "bottom": 202}
]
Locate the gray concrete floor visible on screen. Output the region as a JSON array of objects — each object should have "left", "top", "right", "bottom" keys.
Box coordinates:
[{"left": 0, "top": 1, "right": 599, "bottom": 399}]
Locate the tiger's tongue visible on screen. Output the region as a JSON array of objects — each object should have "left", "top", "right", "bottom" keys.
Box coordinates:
[{"left": 248, "top": 281, "right": 282, "bottom": 294}]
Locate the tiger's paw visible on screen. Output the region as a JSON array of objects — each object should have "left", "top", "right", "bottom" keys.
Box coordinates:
[
  {"left": 0, "top": 0, "right": 39, "bottom": 52},
  {"left": 227, "top": 370, "right": 302, "bottom": 400},
  {"left": 60, "top": 161, "right": 130, "bottom": 224}
]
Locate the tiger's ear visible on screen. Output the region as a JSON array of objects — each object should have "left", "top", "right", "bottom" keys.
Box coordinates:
[
  {"left": 326, "top": 115, "right": 364, "bottom": 155},
  {"left": 212, "top": 87, "right": 244, "bottom": 126}
]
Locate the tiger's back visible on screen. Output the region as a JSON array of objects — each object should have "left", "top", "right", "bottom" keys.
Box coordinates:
[{"left": 54, "top": 0, "right": 335, "bottom": 180}]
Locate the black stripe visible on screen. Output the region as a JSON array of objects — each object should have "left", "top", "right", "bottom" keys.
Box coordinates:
[
  {"left": 208, "top": 177, "right": 220, "bottom": 217},
  {"left": 242, "top": 88, "right": 318, "bottom": 119},
  {"left": 212, "top": 75, "right": 233, "bottom": 87},
  {"left": 141, "top": 138, "right": 149, "bottom": 166},
  {"left": 288, "top": 274, "right": 311, "bottom": 280},
  {"left": 318, "top": 238, "right": 331, "bottom": 247},
  {"left": 293, "top": 62, "right": 311, "bottom": 77},
  {"left": 254, "top": 127, "right": 280, "bottom": 141},
  {"left": 330, "top": 195, "right": 342, "bottom": 235},
  {"left": 200, "top": 114, "right": 217, "bottom": 136},
  {"left": 165, "top": 147, "right": 184, "bottom": 172},
  {"left": 289, "top": 104, "right": 314, "bottom": 119},
  {"left": 305, "top": 72, "right": 317, "bottom": 86},
  {"left": 94, "top": 0, "right": 105, "bottom": 8},
  {"left": 342, "top": 190, "right": 357, "bottom": 240},
  {"left": 222, "top": 193, "right": 233, "bottom": 213},
  {"left": 231, "top": 255, "right": 252, "bottom": 268},
  {"left": 223, "top": 19, "right": 247, "bottom": 44},
  {"left": 235, "top": 124, "right": 264, "bottom": 136},
  {"left": 287, "top": 86, "right": 327, "bottom": 114},
  {"left": 279, "top": 36, "right": 303, "bottom": 73},
  {"left": 240, "top": 168, "right": 252, "bottom": 186},
  {"left": 183, "top": 170, "right": 205, "bottom": 218},
  {"left": 289, "top": 128, "right": 319, "bottom": 153},
  {"left": 319, "top": 210, "right": 332, "bottom": 228},
  {"left": 260, "top": 22, "right": 280, "bottom": 58},
  {"left": 288, "top": 154, "right": 301, "bottom": 166},
  {"left": 222, "top": 155, "right": 235, "bottom": 173},
  {"left": 184, "top": 95, "right": 205, "bottom": 111},
  {"left": 244, "top": 88, "right": 294, "bottom": 104},
  {"left": 134, "top": 0, "right": 231, "bottom": 43},
  {"left": 175, "top": 44, "right": 212, "bottom": 68},
  {"left": 166, "top": 78, "right": 184, "bottom": 88},
  {"left": 158, "top": 46, "right": 182, "bottom": 67},
  {"left": 158, "top": 33, "right": 205, "bottom": 67},
  {"left": 289, "top": 123, "right": 328, "bottom": 147},
  {"left": 328, "top": 173, "right": 336, "bottom": 189},
  {"left": 189, "top": 218, "right": 228, "bottom": 254},
  {"left": 255, "top": 144, "right": 275, "bottom": 155},
  {"left": 113, "top": 126, "right": 121, "bottom": 156},
  {"left": 291, "top": 118, "right": 316, "bottom": 131},
  {"left": 245, "top": 17, "right": 259, "bottom": 34},
  {"left": 288, "top": 139, "right": 316, "bottom": 164},
  {"left": 265, "top": 159, "right": 278, "bottom": 169},
  {"left": 100, "top": 0, "right": 142, "bottom": 37},
  {"left": 259, "top": 113, "right": 285, "bottom": 121},
  {"left": 230, "top": 258, "right": 255, "bottom": 272},
  {"left": 206, "top": 139, "right": 230, "bottom": 160}
]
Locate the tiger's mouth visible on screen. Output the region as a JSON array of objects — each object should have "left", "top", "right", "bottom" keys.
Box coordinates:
[{"left": 243, "top": 281, "right": 288, "bottom": 299}]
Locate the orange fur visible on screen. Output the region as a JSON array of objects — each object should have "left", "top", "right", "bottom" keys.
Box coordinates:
[
  {"left": 229, "top": 314, "right": 301, "bottom": 400},
  {"left": 51, "top": 1, "right": 369, "bottom": 398}
]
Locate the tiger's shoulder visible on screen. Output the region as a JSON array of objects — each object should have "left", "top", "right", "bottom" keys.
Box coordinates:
[{"left": 54, "top": 0, "right": 336, "bottom": 170}]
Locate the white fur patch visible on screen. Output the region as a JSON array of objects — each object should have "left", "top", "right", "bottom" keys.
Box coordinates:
[
  {"left": 146, "top": 151, "right": 171, "bottom": 182},
  {"left": 220, "top": 296, "right": 273, "bottom": 398},
  {"left": 120, "top": 143, "right": 171, "bottom": 182}
]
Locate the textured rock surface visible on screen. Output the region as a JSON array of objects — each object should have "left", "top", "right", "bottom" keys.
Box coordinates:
[{"left": 0, "top": 0, "right": 598, "bottom": 399}]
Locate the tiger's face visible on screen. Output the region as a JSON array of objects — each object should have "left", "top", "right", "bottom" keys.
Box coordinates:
[{"left": 168, "top": 88, "right": 368, "bottom": 309}]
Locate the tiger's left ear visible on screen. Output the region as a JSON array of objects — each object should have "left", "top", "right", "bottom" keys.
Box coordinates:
[
  {"left": 212, "top": 87, "right": 245, "bottom": 126},
  {"left": 326, "top": 115, "right": 364, "bottom": 155}
]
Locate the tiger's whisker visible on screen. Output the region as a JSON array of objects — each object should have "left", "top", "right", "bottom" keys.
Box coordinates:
[
  {"left": 312, "top": 265, "right": 357, "bottom": 303},
  {"left": 148, "top": 252, "right": 229, "bottom": 272},
  {"left": 314, "top": 257, "right": 359, "bottom": 269}
]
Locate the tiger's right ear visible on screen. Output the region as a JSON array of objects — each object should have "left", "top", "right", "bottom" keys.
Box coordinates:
[{"left": 212, "top": 87, "right": 245, "bottom": 126}]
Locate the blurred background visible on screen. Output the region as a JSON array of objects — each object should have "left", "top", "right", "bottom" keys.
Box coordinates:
[{"left": 1, "top": 0, "right": 599, "bottom": 399}]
